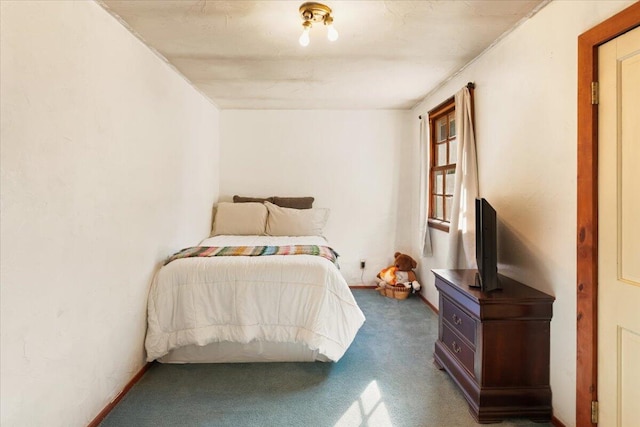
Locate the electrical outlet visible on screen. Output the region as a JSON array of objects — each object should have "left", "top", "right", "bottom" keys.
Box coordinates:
[{"left": 360, "top": 259, "right": 366, "bottom": 270}]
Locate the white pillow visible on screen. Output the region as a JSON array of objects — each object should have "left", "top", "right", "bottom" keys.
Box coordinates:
[
  {"left": 211, "top": 202, "right": 267, "bottom": 236},
  {"left": 264, "top": 201, "right": 329, "bottom": 236}
]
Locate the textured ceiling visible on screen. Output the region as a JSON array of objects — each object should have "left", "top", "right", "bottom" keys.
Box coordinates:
[{"left": 99, "top": 0, "right": 546, "bottom": 109}]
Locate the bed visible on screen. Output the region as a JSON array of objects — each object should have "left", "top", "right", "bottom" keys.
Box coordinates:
[{"left": 144, "top": 199, "right": 366, "bottom": 363}]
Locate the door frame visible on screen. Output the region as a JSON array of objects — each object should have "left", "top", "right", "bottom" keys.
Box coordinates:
[{"left": 576, "top": 3, "right": 640, "bottom": 426}]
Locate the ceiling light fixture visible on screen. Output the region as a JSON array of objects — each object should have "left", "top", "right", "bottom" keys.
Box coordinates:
[{"left": 298, "top": 2, "right": 338, "bottom": 46}]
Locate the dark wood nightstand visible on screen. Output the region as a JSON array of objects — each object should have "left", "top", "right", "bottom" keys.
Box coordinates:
[{"left": 432, "top": 269, "right": 555, "bottom": 424}]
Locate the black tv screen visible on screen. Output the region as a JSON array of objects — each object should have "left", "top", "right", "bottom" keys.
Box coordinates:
[{"left": 475, "top": 198, "right": 500, "bottom": 292}]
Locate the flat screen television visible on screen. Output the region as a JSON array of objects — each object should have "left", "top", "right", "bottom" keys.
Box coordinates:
[{"left": 474, "top": 198, "right": 500, "bottom": 292}]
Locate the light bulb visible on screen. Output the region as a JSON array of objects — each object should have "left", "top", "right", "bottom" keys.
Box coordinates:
[
  {"left": 299, "top": 26, "right": 310, "bottom": 47},
  {"left": 327, "top": 23, "right": 339, "bottom": 42}
]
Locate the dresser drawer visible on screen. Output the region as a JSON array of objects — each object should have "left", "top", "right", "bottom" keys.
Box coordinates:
[
  {"left": 441, "top": 297, "right": 476, "bottom": 346},
  {"left": 442, "top": 322, "right": 475, "bottom": 375}
]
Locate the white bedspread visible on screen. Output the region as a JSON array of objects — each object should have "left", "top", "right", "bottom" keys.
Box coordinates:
[{"left": 145, "top": 235, "right": 365, "bottom": 362}]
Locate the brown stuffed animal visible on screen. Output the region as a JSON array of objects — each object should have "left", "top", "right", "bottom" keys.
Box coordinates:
[{"left": 376, "top": 252, "right": 421, "bottom": 292}]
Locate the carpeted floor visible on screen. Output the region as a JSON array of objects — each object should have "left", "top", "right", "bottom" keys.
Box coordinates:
[{"left": 100, "top": 289, "right": 552, "bottom": 427}]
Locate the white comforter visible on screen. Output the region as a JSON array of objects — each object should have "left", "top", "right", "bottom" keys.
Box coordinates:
[{"left": 145, "top": 235, "right": 365, "bottom": 362}]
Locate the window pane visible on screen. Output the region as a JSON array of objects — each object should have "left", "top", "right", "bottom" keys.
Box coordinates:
[
  {"left": 449, "top": 138, "right": 457, "bottom": 164},
  {"left": 449, "top": 114, "right": 456, "bottom": 138},
  {"left": 437, "top": 143, "right": 447, "bottom": 166},
  {"left": 445, "top": 196, "right": 453, "bottom": 222},
  {"left": 431, "top": 195, "right": 438, "bottom": 219},
  {"left": 435, "top": 196, "right": 443, "bottom": 220},
  {"left": 435, "top": 171, "right": 444, "bottom": 194},
  {"left": 445, "top": 169, "right": 455, "bottom": 195},
  {"left": 436, "top": 117, "right": 447, "bottom": 142}
]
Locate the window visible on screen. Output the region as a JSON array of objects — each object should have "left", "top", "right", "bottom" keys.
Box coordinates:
[{"left": 428, "top": 98, "right": 456, "bottom": 232}]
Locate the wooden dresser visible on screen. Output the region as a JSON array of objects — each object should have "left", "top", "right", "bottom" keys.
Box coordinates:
[{"left": 432, "top": 269, "right": 555, "bottom": 424}]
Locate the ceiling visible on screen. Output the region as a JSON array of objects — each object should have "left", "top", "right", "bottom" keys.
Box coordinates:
[{"left": 99, "top": 0, "right": 546, "bottom": 110}]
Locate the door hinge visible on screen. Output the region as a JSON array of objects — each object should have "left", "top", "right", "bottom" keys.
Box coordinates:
[
  {"left": 591, "top": 400, "right": 599, "bottom": 424},
  {"left": 591, "top": 82, "right": 599, "bottom": 105}
]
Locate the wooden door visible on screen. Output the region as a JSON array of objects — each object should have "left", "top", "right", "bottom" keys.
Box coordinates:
[{"left": 597, "top": 26, "right": 640, "bottom": 427}]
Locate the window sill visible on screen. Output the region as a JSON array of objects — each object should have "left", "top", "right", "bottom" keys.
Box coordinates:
[{"left": 428, "top": 219, "right": 450, "bottom": 233}]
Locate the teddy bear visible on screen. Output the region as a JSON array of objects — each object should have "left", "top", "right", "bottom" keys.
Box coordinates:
[{"left": 376, "top": 252, "right": 421, "bottom": 293}]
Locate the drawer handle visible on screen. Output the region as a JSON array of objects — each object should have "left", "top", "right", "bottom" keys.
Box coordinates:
[
  {"left": 452, "top": 341, "right": 461, "bottom": 353},
  {"left": 452, "top": 313, "right": 462, "bottom": 325}
]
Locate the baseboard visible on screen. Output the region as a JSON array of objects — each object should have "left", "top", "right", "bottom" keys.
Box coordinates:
[
  {"left": 87, "top": 362, "right": 152, "bottom": 427},
  {"left": 416, "top": 291, "right": 439, "bottom": 314},
  {"left": 551, "top": 415, "right": 566, "bottom": 427}
]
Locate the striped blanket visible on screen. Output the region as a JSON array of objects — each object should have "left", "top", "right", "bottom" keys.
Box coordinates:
[{"left": 164, "top": 245, "right": 339, "bottom": 266}]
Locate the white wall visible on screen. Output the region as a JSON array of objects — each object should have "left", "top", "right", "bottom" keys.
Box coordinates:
[
  {"left": 0, "top": 2, "right": 219, "bottom": 426},
  {"left": 220, "top": 110, "right": 413, "bottom": 283},
  {"left": 409, "top": 1, "right": 635, "bottom": 425}
]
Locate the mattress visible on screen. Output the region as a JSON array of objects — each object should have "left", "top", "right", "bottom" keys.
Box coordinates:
[{"left": 145, "top": 235, "right": 365, "bottom": 363}]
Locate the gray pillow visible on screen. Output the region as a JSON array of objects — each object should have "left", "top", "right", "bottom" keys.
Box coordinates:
[
  {"left": 233, "top": 195, "right": 275, "bottom": 204},
  {"left": 272, "top": 196, "right": 314, "bottom": 209}
]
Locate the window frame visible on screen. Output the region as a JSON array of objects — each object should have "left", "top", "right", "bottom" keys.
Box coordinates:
[{"left": 427, "top": 97, "right": 457, "bottom": 232}]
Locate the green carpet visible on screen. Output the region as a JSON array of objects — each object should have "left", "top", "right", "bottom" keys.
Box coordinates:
[{"left": 100, "top": 290, "right": 552, "bottom": 427}]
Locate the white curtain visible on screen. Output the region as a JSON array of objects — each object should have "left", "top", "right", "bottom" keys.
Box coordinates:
[
  {"left": 446, "top": 86, "right": 479, "bottom": 268},
  {"left": 419, "top": 116, "right": 433, "bottom": 256}
]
